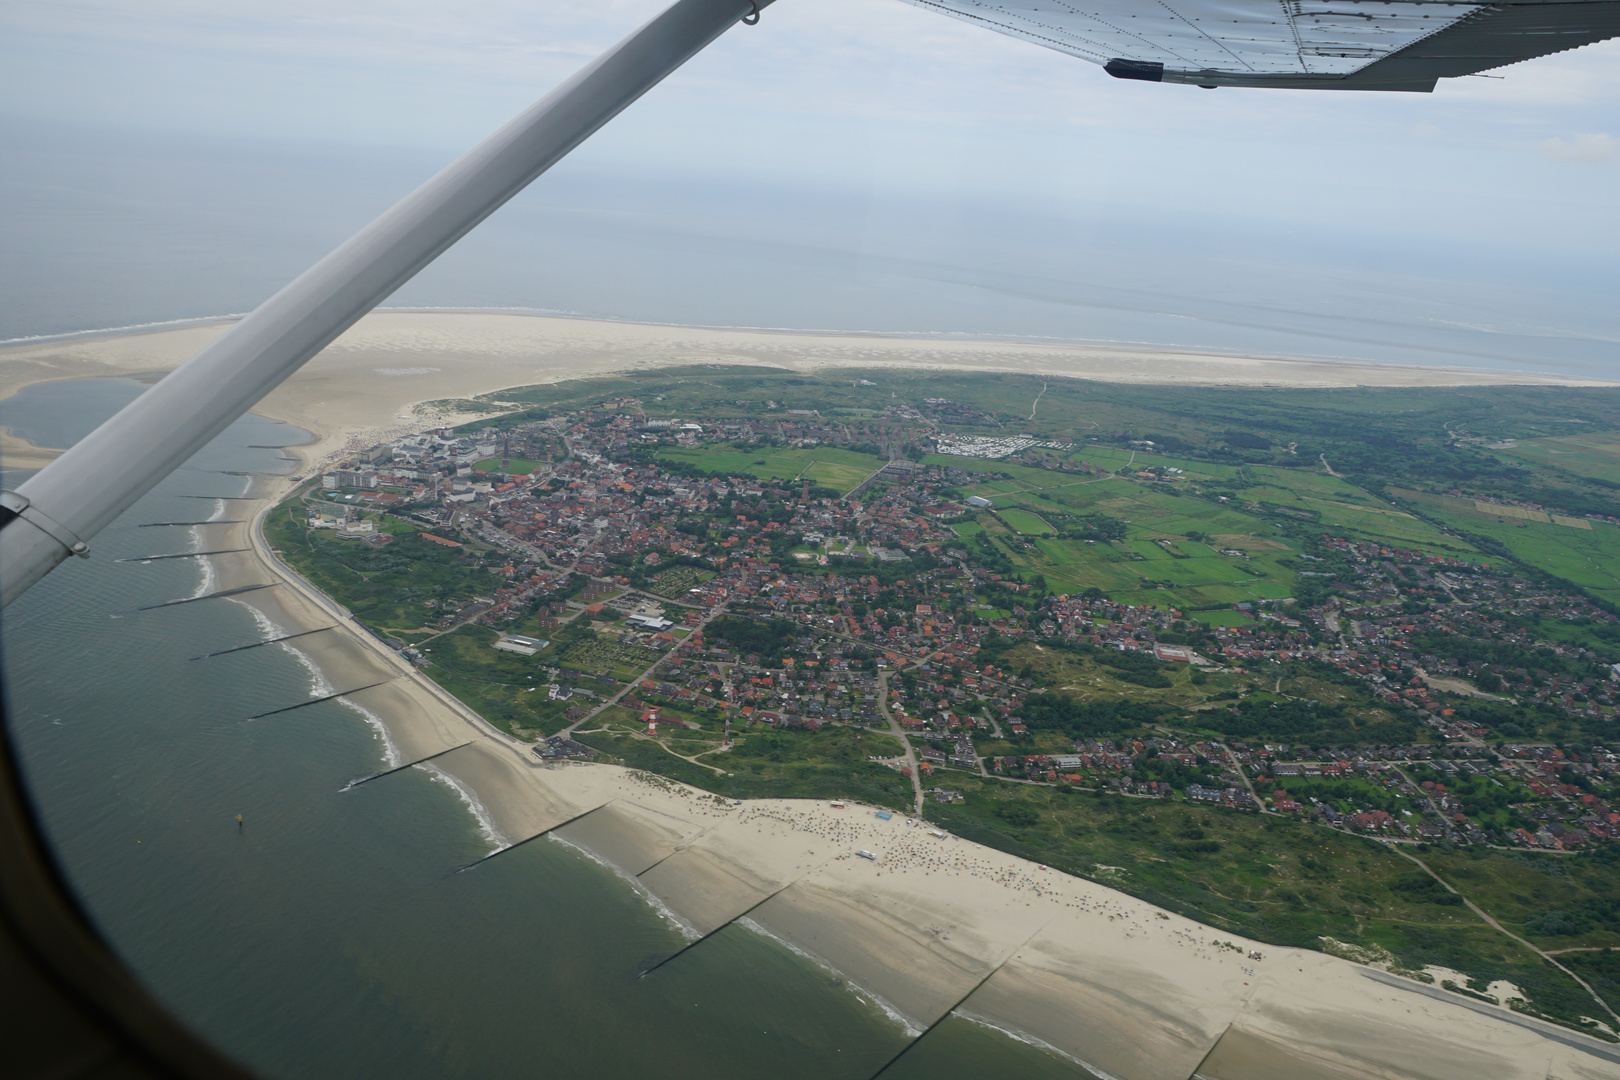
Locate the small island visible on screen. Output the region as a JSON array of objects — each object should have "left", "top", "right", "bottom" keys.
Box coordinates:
[{"left": 261, "top": 360, "right": 1620, "bottom": 1051}]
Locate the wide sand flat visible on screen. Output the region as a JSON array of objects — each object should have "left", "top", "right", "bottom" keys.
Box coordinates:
[
  {"left": 0, "top": 427, "right": 61, "bottom": 469},
  {"left": 5, "top": 310, "right": 1615, "bottom": 474}
]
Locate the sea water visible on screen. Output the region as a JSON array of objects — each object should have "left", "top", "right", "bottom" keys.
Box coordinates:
[
  {"left": 4, "top": 118, "right": 1617, "bottom": 379},
  {"left": 0, "top": 378, "right": 1086, "bottom": 1078}
]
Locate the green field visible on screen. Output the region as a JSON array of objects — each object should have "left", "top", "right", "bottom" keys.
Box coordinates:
[
  {"left": 1495, "top": 432, "right": 1620, "bottom": 483},
  {"left": 657, "top": 445, "right": 884, "bottom": 494},
  {"left": 1239, "top": 467, "right": 1470, "bottom": 555},
  {"left": 1189, "top": 608, "right": 1256, "bottom": 627},
  {"left": 1069, "top": 445, "right": 1243, "bottom": 481},
  {"left": 920, "top": 447, "right": 1501, "bottom": 606},
  {"left": 971, "top": 483, "right": 1301, "bottom": 607},
  {"left": 472, "top": 457, "right": 544, "bottom": 474},
  {"left": 925, "top": 453, "right": 1116, "bottom": 495},
  {"left": 1397, "top": 490, "right": 1620, "bottom": 605},
  {"left": 997, "top": 508, "right": 1056, "bottom": 535}
]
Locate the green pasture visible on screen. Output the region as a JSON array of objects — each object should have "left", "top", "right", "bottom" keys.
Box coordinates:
[
  {"left": 1417, "top": 504, "right": 1620, "bottom": 605},
  {"left": 1072, "top": 445, "right": 1242, "bottom": 481},
  {"left": 657, "top": 445, "right": 884, "bottom": 494},
  {"left": 1188, "top": 608, "right": 1256, "bottom": 627},
  {"left": 998, "top": 508, "right": 1056, "bottom": 535},
  {"left": 950, "top": 465, "right": 1308, "bottom": 606},
  {"left": 472, "top": 458, "right": 544, "bottom": 474},
  {"left": 1241, "top": 466, "right": 1378, "bottom": 502},
  {"left": 924, "top": 454, "right": 1079, "bottom": 491},
  {"left": 1495, "top": 432, "right": 1620, "bottom": 484},
  {"left": 1237, "top": 468, "right": 1470, "bottom": 554},
  {"left": 998, "top": 527, "right": 1295, "bottom": 607}
]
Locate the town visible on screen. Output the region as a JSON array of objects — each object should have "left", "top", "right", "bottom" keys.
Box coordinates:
[
  {"left": 274, "top": 386, "right": 1620, "bottom": 857},
  {"left": 261, "top": 369, "right": 1620, "bottom": 1040}
]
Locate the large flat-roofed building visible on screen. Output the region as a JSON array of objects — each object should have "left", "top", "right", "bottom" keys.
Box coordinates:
[
  {"left": 626, "top": 613, "right": 674, "bottom": 632},
  {"left": 493, "top": 634, "right": 548, "bottom": 656},
  {"left": 322, "top": 469, "right": 378, "bottom": 490}
]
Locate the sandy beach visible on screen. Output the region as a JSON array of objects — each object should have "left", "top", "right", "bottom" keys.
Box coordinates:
[
  {"left": 7, "top": 314, "right": 1620, "bottom": 1078},
  {"left": 0, "top": 426, "right": 62, "bottom": 470}
]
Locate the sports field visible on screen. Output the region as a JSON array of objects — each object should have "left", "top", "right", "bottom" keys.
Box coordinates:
[
  {"left": 473, "top": 457, "right": 545, "bottom": 473},
  {"left": 657, "top": 446, "right": 885, "bottom": 494},
  {"left": 998, "top": 508, "right": 1055, "bottom": 535}
]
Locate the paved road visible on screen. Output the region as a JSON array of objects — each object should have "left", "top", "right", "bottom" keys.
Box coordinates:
[
  {"left": 1357, "top": 968, "right": 1620, "bottom": 1065},
  {"left": 843, "top": 458, "right": 899, "bottom": 502},
  {"left": 875, "top": 670, "right": 925, "bottom": 814}
]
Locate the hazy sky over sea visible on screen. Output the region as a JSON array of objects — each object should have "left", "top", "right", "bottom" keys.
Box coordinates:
[{"left": 2, "top": 1, "right": 1617, "bottom": 372}]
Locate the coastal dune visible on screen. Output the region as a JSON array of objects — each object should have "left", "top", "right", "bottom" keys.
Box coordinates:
[
  {"left": 0, "top": 426, "right": 61, "bottom": 469},
  {"left": 1207, "top": 953, "right": 1576, "bottom": 1080}
]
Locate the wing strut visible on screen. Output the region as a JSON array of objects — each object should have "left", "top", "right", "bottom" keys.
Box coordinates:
[{"left": 0, "top": 0, "right": 770, "bottom": 607}]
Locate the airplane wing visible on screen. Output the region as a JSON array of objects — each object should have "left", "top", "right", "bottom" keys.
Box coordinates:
[{"left": 900, "top": 0, "right": 1620, "bottom": 90}]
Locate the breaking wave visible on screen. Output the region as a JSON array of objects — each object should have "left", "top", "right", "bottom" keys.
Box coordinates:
[
  {"left": 423, "top": 763, "right": 506, "bottom": 852},
  {"left": 735, "top": 916, "right": 924, "bottom": 1038},
  {"left": 956, "top": 1011, "right": 1125, "bottom": 1080},
  {"left": 547, "top": 832, "right": 701, "bottom": 941}
]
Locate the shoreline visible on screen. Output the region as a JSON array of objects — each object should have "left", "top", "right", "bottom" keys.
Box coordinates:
[
  {"left": 11, "top": 319, "right": 1620, "bottom": 1078},
  {"left": 0, "top": 425, "right": 61, "bottom": 470}
]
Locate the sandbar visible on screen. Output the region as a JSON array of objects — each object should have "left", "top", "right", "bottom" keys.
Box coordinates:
[{"left": 4, "top": 310, "right": 1615, "bottom": 476}]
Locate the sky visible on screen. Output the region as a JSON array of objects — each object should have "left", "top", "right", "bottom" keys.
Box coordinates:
[{"left": 1, "top": 0, "right": 1616, "bottom": 370}]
